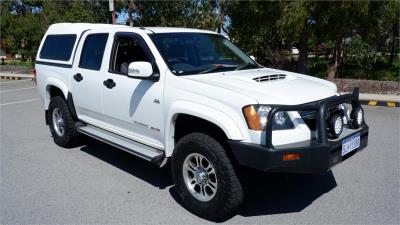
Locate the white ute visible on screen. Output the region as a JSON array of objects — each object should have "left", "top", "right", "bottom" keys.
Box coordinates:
[{"left": 36, "top": 23, "right": 369, "bottom": 220}]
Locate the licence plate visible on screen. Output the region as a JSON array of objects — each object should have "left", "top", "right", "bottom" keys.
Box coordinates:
[{"left": 341, "top": 133, "right": 360, "bottom": 156}]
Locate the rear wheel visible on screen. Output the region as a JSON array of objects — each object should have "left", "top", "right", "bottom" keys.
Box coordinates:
[
  {"left": 171, "top": 133, "right": 244, "bottom": 220},
  {"left": 48, "top": 96, "right": 80, "bottom": 147}
]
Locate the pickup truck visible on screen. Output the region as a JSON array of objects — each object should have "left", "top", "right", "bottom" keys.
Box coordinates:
[{"left": 35, "top": 23, "right": 369, "bottom": 220}]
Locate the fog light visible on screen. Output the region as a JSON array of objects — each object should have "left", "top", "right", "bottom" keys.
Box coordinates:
[
  {"left": 339, "top": 104, "right": 350, "bottom": 125},
  {"left": 329, "top": 114, "right": 343, "bottom": 138},
  {"left": 351, "top": 107, "right": 364, "bottom": 128}
]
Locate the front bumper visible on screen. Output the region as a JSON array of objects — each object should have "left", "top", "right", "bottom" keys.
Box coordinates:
[
  {"left": 230, "top": 88, "right": 369, "bottom": 174},
  {"left": 229, "top": 125, "right": 368, "bottom": 174}
]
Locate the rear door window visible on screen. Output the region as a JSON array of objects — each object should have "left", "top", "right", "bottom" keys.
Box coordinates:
[
  {"left": 40, "top": 34, "right": 76, "bottom": 61},
  {"left": 79, "top": 33, "right": 109, "bottom": 71}
]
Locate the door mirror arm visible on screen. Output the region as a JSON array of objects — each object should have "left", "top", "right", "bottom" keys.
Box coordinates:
[{"left": 127, "top": 73, "right": 159, "bottom": 81}]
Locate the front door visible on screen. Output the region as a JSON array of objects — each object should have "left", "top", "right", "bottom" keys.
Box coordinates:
[{"left": 102, "top": 32, "right": 164, "bottom": 149}]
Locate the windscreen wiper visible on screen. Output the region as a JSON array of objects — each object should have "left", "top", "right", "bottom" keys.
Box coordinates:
[
  {"left": 199, "top": 64, "right": 238, "bottom": 74},
  {"left": 235, "top": 63, "right": 260, "bottom": 71}
]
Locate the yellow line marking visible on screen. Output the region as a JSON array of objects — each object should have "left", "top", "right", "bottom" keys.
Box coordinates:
[
  {"left": 387, "top": 102, "right": 396, "bottom": 107},
  {"left": 368, "top": 100, "right": 377, "bottom": 106},
  {"left": 0, "top": 76, "right": 22, "bottom": 80}
]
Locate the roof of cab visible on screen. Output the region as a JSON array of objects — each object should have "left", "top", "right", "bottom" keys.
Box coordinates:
[
  {"left": 46, "top": 23, "right": 217, "bottom": 35},
  {"left": 141, "top": 27, "right": 217, "bottom": 34}
]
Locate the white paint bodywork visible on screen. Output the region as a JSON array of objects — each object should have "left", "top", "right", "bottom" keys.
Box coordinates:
[
  {"left": 36, "top": 23, "right": 338, "bottom": 157},
  {"left": 127, "top": 61, "right": 153, "bottom": 78}
]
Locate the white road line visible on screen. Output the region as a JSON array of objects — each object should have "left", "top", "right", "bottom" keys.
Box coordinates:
[
  {"left": 0, "top": 87, "right": 36, "bottom": 93},
  {"left": 0, "top": 79, "right": 32, "bottom": 84},
  {"left": 0, "top": 98, "right": 40, "bottom": 106}
]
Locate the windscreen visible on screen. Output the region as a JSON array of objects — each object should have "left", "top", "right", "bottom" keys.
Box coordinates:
[{"left": 150, "top": 32, "right": 259, "bottom": 75}]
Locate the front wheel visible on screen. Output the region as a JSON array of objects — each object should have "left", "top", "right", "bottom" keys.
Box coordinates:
[{"left": 171, "top": 133, "right": 244, "bottom": 220}]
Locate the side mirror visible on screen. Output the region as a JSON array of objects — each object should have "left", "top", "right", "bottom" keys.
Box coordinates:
[
  {"left": 127, "top": 61, "right": 153, "bottom": 79},
  {"left": 250, "top": 55, "right": 256, "bottom": 61}
]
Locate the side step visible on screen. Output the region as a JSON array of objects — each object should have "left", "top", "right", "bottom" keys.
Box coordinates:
[{"left": 78, "top": 125, "right": 165, "bottom": 166}]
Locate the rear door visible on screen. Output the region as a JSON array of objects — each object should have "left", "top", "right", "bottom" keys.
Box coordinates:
[{"left": 71, "top": 32, "right": 109, "bottom": 123}]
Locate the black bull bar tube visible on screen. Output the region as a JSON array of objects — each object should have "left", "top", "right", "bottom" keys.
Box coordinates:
[{"left": 266, "top": 87, "right": 361, "bottom": 148}]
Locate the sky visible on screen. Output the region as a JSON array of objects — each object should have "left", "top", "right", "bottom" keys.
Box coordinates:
[{"left": 116, "top": 11, "right": 128, "bottom": 25}]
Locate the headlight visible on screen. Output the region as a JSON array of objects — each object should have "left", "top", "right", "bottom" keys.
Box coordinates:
[
  {"left": 243, "top": 105, "right": 294, "bottom": 131},
  {"left": 273, "top": 111, "right": 295, "bottom": 130}
]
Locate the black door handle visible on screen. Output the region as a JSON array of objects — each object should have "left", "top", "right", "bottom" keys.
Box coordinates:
[
  {"left": 73, "top": 73, "right": 83, "bottom": 82},
  {"left": 103, "top": 79, "right": 116, "bottom": 89}
]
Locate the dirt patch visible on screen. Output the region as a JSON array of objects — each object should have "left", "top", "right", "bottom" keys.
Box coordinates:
[{"left": 332, "top": 78, "right": 399, "bottom": 95}]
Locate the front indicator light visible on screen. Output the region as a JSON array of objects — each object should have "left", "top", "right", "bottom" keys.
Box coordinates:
[
  {"left": 282, "top": 153, "right": 300, "bottom": 161},
  {"left": 243, "top": 105, "right": 262, "bottom": 130},
  {"left": 243, "top": 105, "right": 294, "bottom": 131}
]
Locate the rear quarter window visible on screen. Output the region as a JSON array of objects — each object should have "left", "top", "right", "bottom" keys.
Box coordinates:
[{"left": 40, "top": 34, "right": 77, "bottom": 61}]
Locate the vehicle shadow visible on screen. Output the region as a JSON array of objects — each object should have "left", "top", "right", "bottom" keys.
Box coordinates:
[
  {"left": 169, "top": 170, "right": 337, "bottom": 222},
  {"left": 129, "top": 80, "right": 153, "bottom": 116},
  {"left": 238, "top": 171, "right": 337, "bottom": 217},
  {"left": 80, "top": 138, "right": 337, "bottom": 220},
  {"left": 80, "top": 138, "right": 173, "bottom": 189}
]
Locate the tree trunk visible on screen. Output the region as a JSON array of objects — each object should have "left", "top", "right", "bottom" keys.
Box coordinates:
[
  {"left": 389, "top": 23, "right": 396, "bottom": 66},
  {"left": 217, "top": 0, "right": 225, "bottom": 33},
  {"left": 297, "top": 21, "right": 309, "bottom": 74},
  {"left": 327, "top": 38, "right": 344, "bottom": 80}
]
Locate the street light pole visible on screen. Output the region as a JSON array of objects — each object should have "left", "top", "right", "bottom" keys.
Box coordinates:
[
  {"left": 112, "top": 10, "right": 116, "bottom": 25},
  {"left": 109, "top": 0, "right": 115, "bottom": 24}
]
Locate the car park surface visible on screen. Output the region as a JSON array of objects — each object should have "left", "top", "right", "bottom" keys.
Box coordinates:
[{"left": 1, "top": 79, "right": 399, "bottom": 224}]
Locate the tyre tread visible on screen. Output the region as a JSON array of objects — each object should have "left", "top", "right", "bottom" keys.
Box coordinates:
[
  {"left": 172, "top": 132, "right": 243, "bottom": 220},
  {"left": 48, "top": 96, "right": 80, "bottom": 147}
]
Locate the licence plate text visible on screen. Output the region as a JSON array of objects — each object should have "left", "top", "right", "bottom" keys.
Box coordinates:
[{"left": 342, "top": 133, "right": 360, "bottom": 156}]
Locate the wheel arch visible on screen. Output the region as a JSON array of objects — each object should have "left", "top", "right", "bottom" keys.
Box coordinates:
[
  {"left": 45, "top": 78, "right": 69, "bottom": 109},
  {"left": 45, "top": 79, "right": 78, "bottom": 120},
  {"left": 164, "top": 101, "right": 246, "bottom": 157}
]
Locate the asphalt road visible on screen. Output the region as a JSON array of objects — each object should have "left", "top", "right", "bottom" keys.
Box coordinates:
[{"left": 1, "top": 79, "right": 399, "bottom": 224}]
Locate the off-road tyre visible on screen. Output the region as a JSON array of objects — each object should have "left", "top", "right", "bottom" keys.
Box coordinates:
[
  {"left": 48, "top": 96, "right": 80, "bottom": 147},
  {"left": 171, "top": 133, "right": 244, "bottom": 220}
]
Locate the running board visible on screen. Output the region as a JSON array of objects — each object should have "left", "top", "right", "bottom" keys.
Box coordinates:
[{"left": 78, "top": 125, "right": 165, "bottom": 166}]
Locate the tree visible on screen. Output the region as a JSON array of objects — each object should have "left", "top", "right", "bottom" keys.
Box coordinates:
[
  {"left": 1, "top": 0, "right": 397, "bottom": 80},
  {"left": 1, "top": 0, "right": 45, "bottom": 61},
  {"left": 115, "top": 0, "right": 217, "bottom": 29},
  {"left": 228, "top": 1, "right": 284, "bottom": 67},
  {"left": 370, "top": 1, "right": 400, "bottom": 66},
  {"left": 278, "top": 1, "right": 317, "bottom": 74},
  {"left": 64, "top": 1, "right": 95, "bottom": 23},
  {"left": 211, "top": 0, "right": 227, "bottom": 34},
  {"left": 312, "top": 1, "right": 370, "bottom": 79}
]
